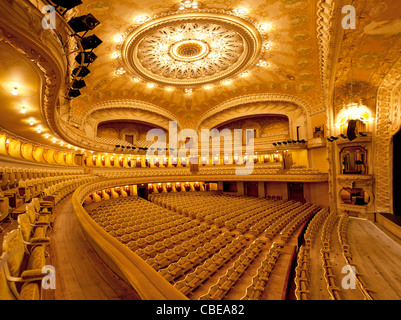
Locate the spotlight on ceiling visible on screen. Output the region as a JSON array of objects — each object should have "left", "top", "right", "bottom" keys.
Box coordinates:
[
  {"left": 68, "top": 14, "right": 100, "bottom": 33},
  {"left": 67, "top": 89, "right": 81, "bottom": 98},
  {"left": 52, "top": 0, "right": 82, "bottom": 11},
  {"left": 72, "top": 66, "right": 90, "bottom": 78},
  {"left": 80, "top": 35, "right": 103, "bottom": 51},
  {"left": 75, "top": 51, "right": 98, "bottom": 64},
  {"left": 71, "top": 79, "right": 86, "bottom": 89}
]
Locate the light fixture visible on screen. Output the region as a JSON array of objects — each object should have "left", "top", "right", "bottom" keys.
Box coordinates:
[
  {"left": 68, "top": 13, "right": 100, "bottom": 33},
  {"left": 132, "top": 77, "right": 140, "bottom": 82},
  {"left": 115, "top": 67, "right": 126, "bottom": 75},
  {"left": 80, "top": 35, "right": 103, "bottom": 50},
  {"left": 222, "top": 80, "right": 232, "bottom": 85},
  {"left": 259, "top": 23, "right": 272, "bottom": 32},
  {"left": 256, "top": 60, "right": 269, "bottom": 67},
  {"left": 114, "top": 34, "right": 124, "bottom": 43},
  {"left": 233, "top": 7, "right": 248, "bottom": 16},
  {"left": 165, "top": 87, "right": 173, "bottom": 91},
  {"left": 185, "top": 88, "right": 193, "bottom": 94},
  {"left": 135, "top": 16, "right": 149, "bottom": 24},
  {"left": 264, "top": 42, "right": 272, "bottom": 51},
  {"left": 37, "top": 127, "right": 42, "bottom": 134},
  {"left": 11, "top": 87, "right": 19, "bottom": 96},
  {"left": 20, "top": 105, "right": 26, "bottom": 114},
  {"left": 240, "top": 71, "right": 249, "bottom": 78},
  {"left": 204, "top": 85, "right": 213, "bottom": 90},
  {"left": 147, "top": 83, "right": 155, "bottom": 88}
]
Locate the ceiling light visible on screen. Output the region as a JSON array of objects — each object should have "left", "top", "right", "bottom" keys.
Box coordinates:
[
  {"left": 240, "top": 71, "right": 249, "bottom": 78},
  {"left": 256, "top": 60, "right": 269, "bottom": 67},
  {"left": 11, "top": 87, "right": 19, "bottom": 96},
  {"left": 132, "top": 77, "right": 140, "bottom": 82},
  {"left": 147, "top": 83, "right": 155, "bottom": 88},
  {"left": 37, "top": 128, "right": 42, "bottom": 134},
  {"left": 222, "top": 80, "right": 232, "bottom": 85},
  {"left": 233, "top": 8, "right": 248, "bottom": 16},
  {"left": 264, "top": 42, "right": 272, "bottom": 50},
  {"left": 135, "top": 16, "right": 149, "bottom": 24},
  {"left": 259, "top": 23, "right": 272, "bottom": 32},
  {"left": 185, "top": 88, "right": 193, "bottom": 94},
  {"left": 111, "top": 52, "right": 120, "bottom": 59},
  {"left": 165, "top": 87, "right": 173, "bottom": 91},
  {"left": 20, "top": 106, "right": 26, "bottom": 114},
  {"left": 204, "top": 85, "right": 213, "bottom": 90},
  {"left": 115, "top": 67, "right": 126, "bottom": 75},
  {"left": 114, "top": 34, "right": 124, "bottom": 43},
  {"left": 45, "top": 135, "right": 49, "bottom": 139}
]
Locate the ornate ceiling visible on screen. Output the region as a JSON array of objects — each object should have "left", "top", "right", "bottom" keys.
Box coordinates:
[
  {"left": 68, "top": 0, "right": 325, "bottom": 130},
  {"left": 1, "top": 0, "right": 401, "bottom": 153}
]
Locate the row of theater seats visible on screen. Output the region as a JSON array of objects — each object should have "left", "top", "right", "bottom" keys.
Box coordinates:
[
  {"left": 320, "top": 210, "right": 341, "bottom": 300},
  {"left": 149, "top": 193, "right": 295, "bottom": 234},
  {"left": 0, "top": 167, "right": 84, "bottom": 192},
  {"left": 87, "top": 192, "right": 322, "bottom": 300},
  {"left": 0, "top": 174, "right": 97, "bottom": 300},
  {"left": 294, "top": 208, "right": 329, "bottom": 300},
  {"left": 241, "top": 242, "right": 283, "bottom": 300},
  {"left": 0, "top": 170, "right": 94, "bottom": 231},
  {"left": 197, "top": 238, "right": 265, "bottom": 300}
]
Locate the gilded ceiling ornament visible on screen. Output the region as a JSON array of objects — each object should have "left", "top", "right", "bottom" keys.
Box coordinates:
[{"left": 118, "top": 9, "right": 264, "bottom": 88}]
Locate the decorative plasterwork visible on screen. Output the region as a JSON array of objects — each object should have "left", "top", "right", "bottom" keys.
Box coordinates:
[
  {"left": 75, "top": 99, "right": 183, "bottom": 130},
  {"left": 336, "top": 174, "right": 374, "bottom": 189},
  {"left": 196, "top": 93, "right": 309, "bottom": 130},
  {"left": 120, "top": 10, "right": 264, "bottom": 88},
  {"left": 375, "top": 56, "right": 401, "bottom": 213}
]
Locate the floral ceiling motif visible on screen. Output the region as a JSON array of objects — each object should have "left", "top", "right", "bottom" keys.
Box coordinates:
[{"left": 70, "top": 0, "right": 323, "bottom": 129}]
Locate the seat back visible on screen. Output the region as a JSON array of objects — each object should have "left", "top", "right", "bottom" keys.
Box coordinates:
[
  {"left": 17, "top": 214, "right": 32, "bottom": 245},
  {"left": 0, "top": 192, "right": 10, "bottom": 222}
]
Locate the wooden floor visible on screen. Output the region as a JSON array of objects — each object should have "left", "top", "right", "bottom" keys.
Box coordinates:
[
  {"left": 346, "top": 218, "right": 401, "bottom": 300},
  {"left": 42, "top": 196, "right": 140, "bottom": 300}
]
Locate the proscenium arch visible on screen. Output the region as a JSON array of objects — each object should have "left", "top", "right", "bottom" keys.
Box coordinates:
[{"left": 196, "top": 94, "right": 310, "bottom": 140}]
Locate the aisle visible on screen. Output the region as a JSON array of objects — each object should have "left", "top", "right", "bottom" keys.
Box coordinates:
[{"left": 43, "top": 196, "right": 140, "bottom": 300}]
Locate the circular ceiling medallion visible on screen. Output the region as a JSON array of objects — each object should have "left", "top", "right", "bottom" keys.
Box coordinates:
[
  {"left": 170, "top": 40, "right": 210, "bottom": 62},
  {"left": 121, "top": 11, "right": 264, "bottom": 88}
]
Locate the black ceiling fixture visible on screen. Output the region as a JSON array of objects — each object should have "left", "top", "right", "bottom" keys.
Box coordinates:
[
  {"left": 52, "top": 0, "right": 83, "bottom": 15},
  {"left": 81, "top": 35, "right": 103, "bottom": 50},
  {"left": 75, "top": 51, "right": 98, "bottom": 65},
  {"left": 67, "top": 89, "right": 81, "bottom": 98},
  {"left": 71, "top": 79, "right": 86, "bottom": 89},
  {"left": 72, "top": 66, "right": 90, "bottom": 78},
  {"left": 68, "top": 14, "right": 100, "bottom": 34}
]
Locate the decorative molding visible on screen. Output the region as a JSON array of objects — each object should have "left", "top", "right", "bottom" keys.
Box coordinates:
[
  {"left": 375, "top": 56, "right": 401, "bottom": 213},
  {"left": 196, "top": 93, "right": 310, "bottom": 130}
]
